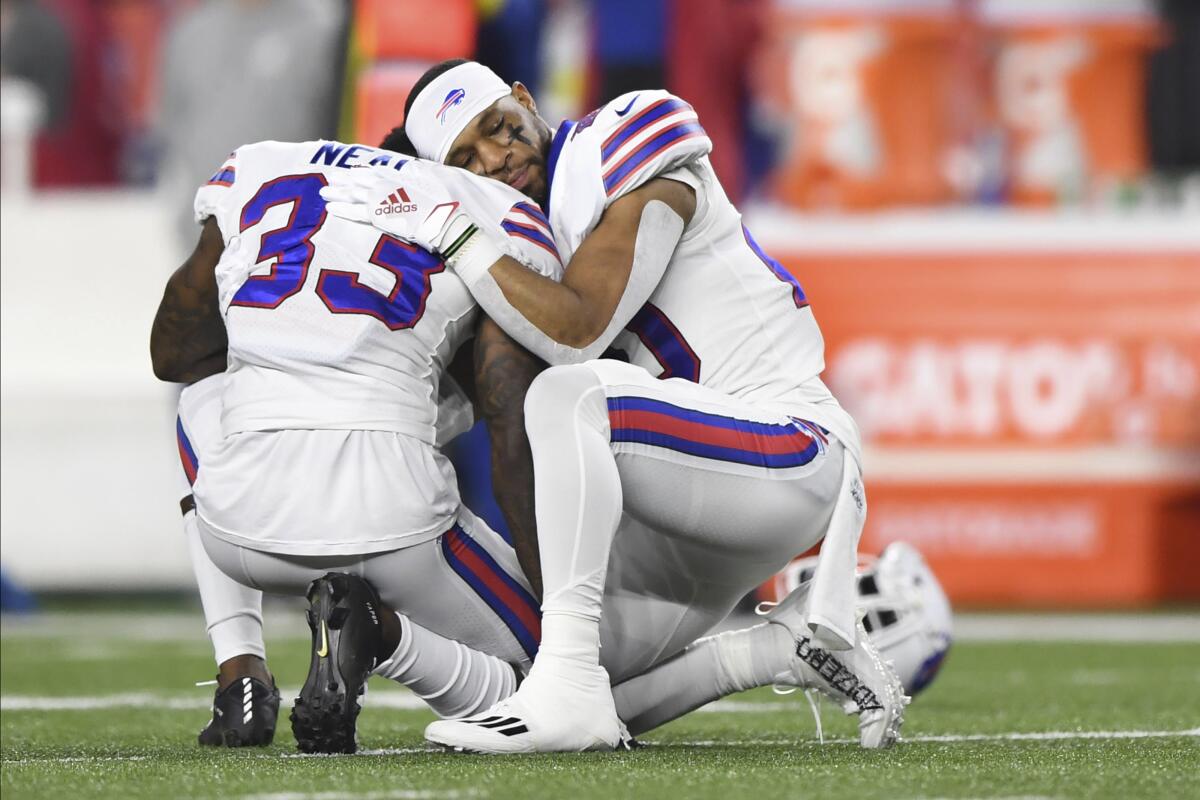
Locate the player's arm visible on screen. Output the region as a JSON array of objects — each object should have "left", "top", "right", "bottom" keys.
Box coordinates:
[
  {"left": 473, "top": 177, "right": 694, "bottom": 351},
  {"left": 473, "top": 315, "right": 546, "bottom": 599},
  {"left": 150, "top": 217, "right": 227, "bottom": 383},
  {"left": 323, "top": 171, "right": 693, "bottom": 365}
]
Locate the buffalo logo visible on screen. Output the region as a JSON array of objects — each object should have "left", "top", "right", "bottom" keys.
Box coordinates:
[
  {"left": 437, "top": 88, "right": 466, "bottom": 125},
  {"left": 376, "top": 187, "right": 417, "bottom": 215}
]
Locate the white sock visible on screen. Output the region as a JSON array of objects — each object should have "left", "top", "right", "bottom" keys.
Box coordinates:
[
  {"left": 372, "top": 613, "right": 518, "bottom": 719},
  {"left": 184, "top": 510, "right": 266, "bottom": 665},
  {"left": 524, "top": 366, "right": 624, "bottom": 665},
  {"left": 613, "top": 623, "right": 792, "bottom": 735}
]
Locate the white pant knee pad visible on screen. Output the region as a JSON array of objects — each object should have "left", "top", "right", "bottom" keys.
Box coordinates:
[{"left": 523, "top": 364, "right": 610, "bottom": 448}]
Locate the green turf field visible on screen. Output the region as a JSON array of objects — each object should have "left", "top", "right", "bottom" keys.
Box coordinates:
[{"left": 2, "top": 608, "right": 1197, "bottom": 800}]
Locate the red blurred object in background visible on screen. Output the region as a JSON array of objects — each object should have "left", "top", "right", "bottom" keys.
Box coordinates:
[
  {"left": 981, "top": 0, "right": 1161, "bottom": 206},
  {"left": 755, "top": 219, "right": 1200, "bottom": 607},
  {"left": 34, "top": 0, "right": 123, "bottom": 187},
  {"left": 753, "top": 0, "right": 959, "bottom": 210}
]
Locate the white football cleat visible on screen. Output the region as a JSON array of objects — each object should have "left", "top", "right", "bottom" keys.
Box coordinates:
[
  {"left": 760, "top": 581, "right": 909, "bottom": 749},
  {"left": 424, "top": 653, "right": 622, "bottom": 754}
]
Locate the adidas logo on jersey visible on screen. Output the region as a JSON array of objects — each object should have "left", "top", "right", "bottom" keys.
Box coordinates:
[{"left": 376, "top": 187, "right": 417, "bottom": 215}]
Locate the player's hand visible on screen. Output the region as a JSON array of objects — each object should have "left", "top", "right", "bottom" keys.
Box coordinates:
[{"left": 320, "top": 163, "right": 473, "bottom": 255}]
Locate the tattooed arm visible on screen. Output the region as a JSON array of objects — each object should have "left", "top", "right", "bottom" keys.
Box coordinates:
[
  {"left": 150, "top": 217, "right": 228, "bottom": 383},
  {"left": 474, "top": 315, "right": 546, "bottom": 599}
]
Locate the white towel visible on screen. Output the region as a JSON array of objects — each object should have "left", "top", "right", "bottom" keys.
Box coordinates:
[{"left": 805, "top": 450, "right": 867, "bottom": 651}]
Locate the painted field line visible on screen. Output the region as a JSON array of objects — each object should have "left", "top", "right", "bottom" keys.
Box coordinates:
[
  {"left": 5, "top": 728, "right": 1196, "bottom": 767},
  {"left": 0, "top": 693, "right": 805, "bottom": 715},
  {"left": 0, "top": 690, "right": 427, "bottom": 712},
  {"left": 674, "top": 728, "right": 1200, "bottom": 747},
  {"left": 909, "top": 796, "right": 1060, "bottom": 800},
  {"left": 278, "top": 747, "right": 430, "bottom": 758},
  {"left": 3, "top": 749, "right": 434, "bottom": 767},
  {"left": 2, "top": 755, "right": 151, "bottom": 765},
  {"left": 237, "top": 792, "right": 473, "bottom": 800},
  {"left": 5, "top": 611, "right": 1199, "bottom": 644},
  {"left": 951, "top": 614, "right": 1200, "bottom": 643}
]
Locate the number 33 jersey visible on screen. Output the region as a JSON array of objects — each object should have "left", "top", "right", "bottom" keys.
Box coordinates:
[
  {"left": 544, "top": 92, "right": 861, "bottom": 463},
  {"left": 194, "top": 140, "right": 563, "bottom": 444}
]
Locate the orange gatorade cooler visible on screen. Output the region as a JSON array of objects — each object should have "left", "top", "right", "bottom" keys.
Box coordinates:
[
  {"left": 980, "top": 0, "right": 1161, "bottom": 206},
  {"left": 753, "top": 0, "right": 960, "bottom": 210}
]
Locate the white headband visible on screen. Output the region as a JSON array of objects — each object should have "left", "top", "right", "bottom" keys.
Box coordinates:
[{"left": 406, "top": 62, "right": 511, "bottom": 164}]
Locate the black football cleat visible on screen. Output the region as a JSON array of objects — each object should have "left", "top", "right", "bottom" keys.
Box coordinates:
[
  {"left": 197, "top": 675, "right": 281, "bottom": 747},
  {"left": 290, "top": 572, "right": 384, "bottom": 753}
]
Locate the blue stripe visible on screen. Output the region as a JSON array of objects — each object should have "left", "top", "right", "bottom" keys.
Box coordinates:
[
  {"left": 606, "top": 396, "right": 804, "bottom": 437},
  {"left": 175, "top": 416, "right": 199, "bottom": 473},
  {"left": 609, "top": 427, "right": 820, "bottom": 468},
  {"left": 601, "top": 98, "right": 690, "bottom": 163},
  {"left": 743, "top": 224, "right": 808, "bottom": 307},
  {"left": 603, "top": 121, "right": 706, "bottom": 194},
  {"left": 543, "top": 121, "right": 575, "bottom": 218},
  {"left": 625, "top": 304, "right": 700, "bottom": 382},
  {"left": 208, "top": 167, "right": 235, "bottom": 185},
  {"left": 441, "top": 527, "right": 540, "bottom": 660},
  {"left": 512, "top": 201, "right": 550, "bottom": 229},
  {"left": 501, "top": 220, "right": 557, "bottom": 252}
]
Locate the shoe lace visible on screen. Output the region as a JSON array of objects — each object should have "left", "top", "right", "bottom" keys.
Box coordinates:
[
  {"left": 804, "top": 688, "right": 825, "bottom": 745},
  {"left": 770, "top": 683, "right": 825, "bottom": 744}
]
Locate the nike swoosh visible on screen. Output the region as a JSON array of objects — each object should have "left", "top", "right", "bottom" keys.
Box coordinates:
[
  {"left": 615, "top": 95, "right": 639, "bottom": 117},
  {"left": 316, "top": 621, "right": 329, "bottom": 658}
]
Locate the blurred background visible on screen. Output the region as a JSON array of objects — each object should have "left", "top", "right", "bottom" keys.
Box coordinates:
[{"left": 1, "top": 0, "right": 1197, "bottom": 610}]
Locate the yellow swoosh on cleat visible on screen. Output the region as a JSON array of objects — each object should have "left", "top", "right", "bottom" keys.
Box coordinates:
[{"left": 317, "top": 621, "right": 329, "bottom": 658}]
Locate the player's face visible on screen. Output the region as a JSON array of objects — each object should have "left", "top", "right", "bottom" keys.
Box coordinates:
[{"left": 444, "top": 84, "right": 553, "bottom": 206}]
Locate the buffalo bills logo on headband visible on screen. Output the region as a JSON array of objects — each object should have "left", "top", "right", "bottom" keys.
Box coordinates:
[{"left": 437, "top": 88, "right": 467, "bottom": 125}]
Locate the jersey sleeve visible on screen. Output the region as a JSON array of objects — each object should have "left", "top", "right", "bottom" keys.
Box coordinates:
[
  {"left": 192, "top": 149, "right": 241, "bottom": 240},
  {"left": 591, "top": 90, "right": 712, "bottom": 204},
  {"left": 497, "top": 201, "right": 563, "bottom": 280}
]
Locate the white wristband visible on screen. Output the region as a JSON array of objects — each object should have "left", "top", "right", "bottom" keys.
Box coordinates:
[{"left": 445, "top": 226, "right": 505, "bottom": 287}]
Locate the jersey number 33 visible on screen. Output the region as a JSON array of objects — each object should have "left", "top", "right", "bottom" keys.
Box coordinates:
[{"left": 229, "top": 173, "right": 443, "bottom": 330}]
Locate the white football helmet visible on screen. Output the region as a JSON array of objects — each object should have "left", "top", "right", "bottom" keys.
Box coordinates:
[{"left": 775, "top": 542, "right": 953, "bottom": 695}]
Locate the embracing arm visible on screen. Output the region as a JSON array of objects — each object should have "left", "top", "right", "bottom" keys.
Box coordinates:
[
  {"left": 477, "top": 177, "right": 695, "bottom": 352},
  {"left": 474, "top": 316, "right": 546, "bottom": 599},
  {"left": 150, "top": 217, "right": 227, "bottom": 383}
]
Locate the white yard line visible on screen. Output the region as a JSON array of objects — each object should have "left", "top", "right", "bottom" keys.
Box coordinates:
[
  {"left": 951, "top": 613, "right": 1200, "bottom": 643},
  {"left": 909, "top": 796, "right": 1060, "bottom": 800},
  {"left": 4, "top": 728, "right": 1197, "bottom": 767},
  {"left": 236, "top": 792, "right": 473, "bottom": 800},
  {"left": 0, "top": 690, "right": 428, "bottom": 712},
  {"left": 4, "top": 611, "right": 1197, "bottom": 644},
  {"left": 675, "top": 728, "right": 1200, "bottom": 747}
]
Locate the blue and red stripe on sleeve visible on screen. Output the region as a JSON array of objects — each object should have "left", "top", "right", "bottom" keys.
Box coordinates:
[
  {"left": 502, "top": 202, "right": 560, "bottom": 261},
  {"left": 176, "top": 416, "right": 199, "bottom": 485},
  {"left": 602, "top": 119, "right": 707, "bottom": 197},
  {"left": 601, "top": 97, "right": 694, "bottom": 164},
  {"left": 207, "top": 166, "right": 236, "bottom": 187}
]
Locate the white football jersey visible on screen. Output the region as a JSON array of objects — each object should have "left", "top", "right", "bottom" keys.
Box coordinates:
[
  {"left": 194, "top": 140, "right": 563, "bottom": 443},
  {"left": 543, "top": 91, "right": 861, "bottom": 462}
]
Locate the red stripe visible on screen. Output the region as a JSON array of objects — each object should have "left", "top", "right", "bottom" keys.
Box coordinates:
[
  {"left": 177, "top": 437, "right": 197, "bottom": 485},
  {"left": 609, "top": 408, "right": 816, "bottom": 456},
  {"left": 605, "top": 127, "right": 704, "bottom": 196},
  {"left": 509, "top": 205, "right": 550, "bottom": 231},
  {"left": 601, "top": 98, "right": 673, "bottom": 157},
  {"left": 506, "top": 228, "right": 561, "bottom": 260},
  {"left": 447, "top": 532, "right": 542, "bottom": 638}
]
